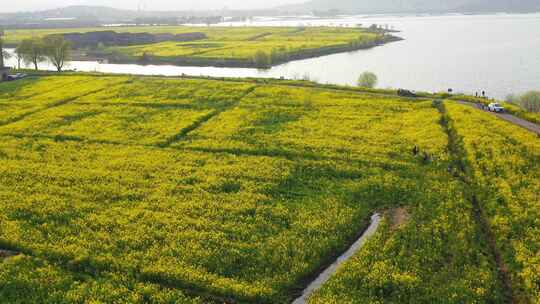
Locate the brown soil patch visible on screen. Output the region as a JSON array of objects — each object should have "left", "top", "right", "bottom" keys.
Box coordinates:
[{"left": 390, "top": 207, "right": 410, "bottom": 229}]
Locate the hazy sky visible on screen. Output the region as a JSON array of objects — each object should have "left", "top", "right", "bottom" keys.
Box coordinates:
[{"left": 0, "top": 0, "right": 306, "bottom": 12}]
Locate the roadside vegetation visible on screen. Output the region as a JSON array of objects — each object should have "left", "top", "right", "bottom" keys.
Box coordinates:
[
  {"left": 449, "top": 94, "right": 540, "bottom": 124},
  {"left": 0, "top": 75, "right": 537, "bottom": 303},
  {"left": 507, "top": 91, "right": 540, "bottom": 112}
]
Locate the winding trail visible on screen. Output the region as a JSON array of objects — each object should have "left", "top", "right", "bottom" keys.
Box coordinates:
[
  {"left": 456, "top": 101, "right": 540, "bottom": 135},
  {"left": 292, "top": 213, "right": 381, "bottom": 304}
]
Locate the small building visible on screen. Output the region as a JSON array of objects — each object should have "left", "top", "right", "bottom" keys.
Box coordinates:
[{"left": 0, "top": 67, "right": 10, "bottom": 82}]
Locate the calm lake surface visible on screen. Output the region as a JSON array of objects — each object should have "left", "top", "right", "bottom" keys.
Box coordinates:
[{"left": 6, "top": 13, "right": 540, "bottom": 99}]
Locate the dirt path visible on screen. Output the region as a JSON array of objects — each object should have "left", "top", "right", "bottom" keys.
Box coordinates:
[
  {"left": 0, "top": 249, "right": 19, "bottom": 260},
  {"left": 292, "top": 213, "right": 381, "bottom": 304},
  {"left": 456, "top": 101, "right": 540, "bottom": 135}
]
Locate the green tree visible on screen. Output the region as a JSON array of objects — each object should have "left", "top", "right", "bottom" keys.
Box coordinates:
[
  {"left": 517, "top": 91, "right": 540, "bottom": 112},
  {"left": 43, "top": 36, "right": 71, "bottom": 72},
  {"left": 357, "top": 71, "right": 378, "bottom": 88},
  {"left": 17, "top": 38, "right": 46, "bottom": 70},
  {"left": 253, "top": 50, "right": 271, "bottom": 68}
]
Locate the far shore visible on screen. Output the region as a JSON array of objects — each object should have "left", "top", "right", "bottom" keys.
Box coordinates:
[{"left": 5, "top": 35, "right": 402, "bottom": 69}]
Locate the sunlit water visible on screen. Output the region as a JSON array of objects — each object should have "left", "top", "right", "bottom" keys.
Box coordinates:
[{"left": 5, "top": 13, "right": 540, "bottom": 99}]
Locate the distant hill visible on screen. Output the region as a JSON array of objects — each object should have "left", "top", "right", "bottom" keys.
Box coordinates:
[
  {"left": 0, "top": 5, "right": 224, "bottom": 21},
  {"left": 2, "top": 2, "right": 540, "bottom": 29},
  {"left": 455, "top": 0, "right": 540, "bottom": 13},
  {"left": 29, "top": 6, "right": 139, "bottom": 20},
  {"left": 0, "top": 6, "right": 225, "bottom": 28},
  {"left": 0, "top": 6, "right": 137, "bottom": 24},
  {"left": 284, "top": 0, "right": 540, "bottom": 14}
]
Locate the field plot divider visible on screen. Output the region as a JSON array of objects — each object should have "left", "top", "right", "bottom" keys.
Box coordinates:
[
  {"left": 156, "top": 86, "right": 257, "bottom": 148},
  {"left": 0, "top": 83, "right": 129, "bottom": 128},
  {"left": 435, "top": 100, "right": 515, "bottom": 303},
  {"left": 0, "top": 132, "right": 154, "bottom": 148}
]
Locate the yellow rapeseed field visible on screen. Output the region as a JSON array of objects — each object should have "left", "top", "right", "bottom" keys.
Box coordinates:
[{"left": 0, "top": 76, "right": 537, "bottom": 303}]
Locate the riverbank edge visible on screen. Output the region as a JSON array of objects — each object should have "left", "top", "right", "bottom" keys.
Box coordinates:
[{"left": 9, "top": 70, "right": 442, "bottom": 100}]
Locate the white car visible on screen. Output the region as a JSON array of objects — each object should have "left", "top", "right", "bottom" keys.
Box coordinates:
[{"left": 488, "top": 103, "right": 505, "bottom": 113}]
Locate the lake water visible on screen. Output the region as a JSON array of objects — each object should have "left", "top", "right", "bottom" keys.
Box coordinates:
[{"left": 5, "top": 13, "right": 540, "bottom": 99}]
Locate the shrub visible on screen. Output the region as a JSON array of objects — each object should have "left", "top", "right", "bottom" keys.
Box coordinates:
[
  {"left": 357, "top": 72, "right": 378, "bottom": 88},
  {"left": 253, "top": 51, "right": 271, "bottom": 68},
  {"left": 140, "top": 52, "right": 152, "bottom": 64}
]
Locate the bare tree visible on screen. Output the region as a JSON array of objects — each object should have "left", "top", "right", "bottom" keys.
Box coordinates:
[
  {"left": 0, "top": 29, "right": 5, "bottom": 70},
  {"left": 0, "top": 29, "right": 11, "bottom": 81},
  {"left": 43, "top": 36, "right": 71, "bottom": 72},
  {"left": 18, "top": 38, "right": 46, "bottom": 70},
  {"left": 1, "top": 48, "right": 11, "bottom": 62},
  {"left": 13, "top": 46, "right": 23, "bottom": 70}
]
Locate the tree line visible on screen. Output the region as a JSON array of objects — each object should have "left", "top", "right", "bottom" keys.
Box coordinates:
[
  {"left": 12, "top": 36, "right": 71, "bottom": 72},
  {"left": 507, "top": 91, "right": 540, "bottom": 112}
]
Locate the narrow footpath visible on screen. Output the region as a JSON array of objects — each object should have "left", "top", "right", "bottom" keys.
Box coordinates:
[{"left": 292, "top": 213, "right": 381, "bottom": 304}]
